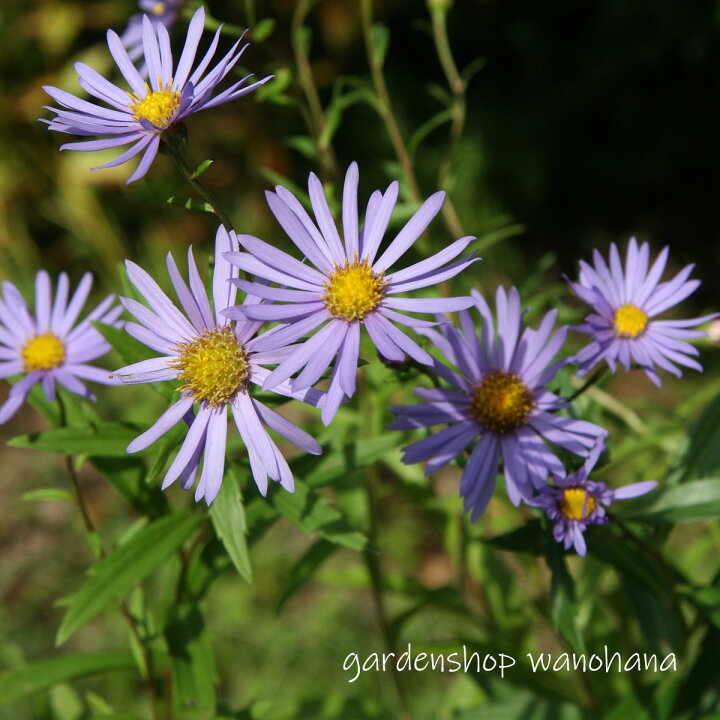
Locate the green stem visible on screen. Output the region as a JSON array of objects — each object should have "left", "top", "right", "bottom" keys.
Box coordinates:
[
  {"left": 360, "top": 0, "right": 421, "bottom": 206},
  {"left": 428, "top": 0, "right": 466, "bottom": 238},
  {"left": 291, "top": 0, "right": 340, "bottom": 182},
  {"left": 360, "top": 381, "right": 412, "bottom": 720},
  {"left": 57, "top": 397, "right": 162, "bottom": 720},
  {"left": 167, "top": 143, "right": 234, "bottom": 231},
  {"left": 567, "top": 367, "right": 607, "bottom": 402}
]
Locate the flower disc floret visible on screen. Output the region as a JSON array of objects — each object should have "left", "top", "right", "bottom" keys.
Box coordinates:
[
  {"left": 470, "top": 371, "right": 534, "bottom": 434},
  {"left": 21, "top": 333, "right": 66, "bottom": 372},
  {"left": 613, "top": 304, "right": 648, "bottom": 338},
  {"left": 560, "top": 487, "right": 596, "bottom": 520},
  {"left": 323, "top": 258, "right": 387, "bottom": 321},
  {"left": 172, "top": 326, "right": 250, "bottom": 406},
  {"left": 129, "top": 80, "right": 180, "bottom": 128}
]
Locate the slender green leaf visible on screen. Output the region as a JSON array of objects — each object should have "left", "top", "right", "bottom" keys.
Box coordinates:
[
  {"left": 0, "top": 654, "right": 134, "bottom": 706},
  {"left": 57, "top": 511, "right": 203, "bottom": 644},
  {"left": 619, "top": 479, "right": 720, "bottom": 524},
  {"left": 266, "top": 482, "right": 368, "bottom": 551},
  {"left": 209, "top": 472, "right": 252, "bottom": 583},
  {"left": 165, "top": 606, "right": 217, "bottom": 719},
  {"left": 190, "top": 159, "right": 213, "bottom": 179},
  {"left": 276, "top": 539, "right": 337, "bottom": 612},
  {"left": 293, "top": 434, "right": 405, "bottom": 489},
  {"left": 370, "top": 23, "right": 390, "bottom": 66},
  {"left": 9, "top": 422, "right": 147, "bottom": 457},
  {"left": 681, "top": 392, "right": 720, "bottom": 479},
  {"left": 547, "top": 545, "right": 586, "bottom": 654},
  {"left": 487, "top": 520, "right": 545, "bottom": 554}
]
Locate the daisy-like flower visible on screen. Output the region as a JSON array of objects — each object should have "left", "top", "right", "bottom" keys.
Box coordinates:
[
  {"left": 569, "top": 237, "right": 716, "bottom": 386},
  {"left": 122, "top": 1, "right": 183, "bottom": 64},
  {"left": 536, "top": 441, "right": 657, "bottom": 556},
  {"left": 225, "top": 162, "right": 479, "bottom": 425},
  {"left": 41, "top": 7, "right": 271, "bottom": 183},
  {"left": 114, "top": 226, "right": 323, "bottom": 505},
  {"left": 389, "top": 287, "right": 608, "bottom": 521},
  {"left": 0, "top": 271, "right": 121, "bottom": 424}
]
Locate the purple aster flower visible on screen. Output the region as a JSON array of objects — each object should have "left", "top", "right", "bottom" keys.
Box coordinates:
[
  {"left": 122, "top": 1, "right": 183, "bottom": 64},
  {"left": 224, "top": 162, "right": 479, "bottom": 425},
  {"left": 569, "top": 237, "right": 717, "bottom": 386},
  {"left": 114, "top": 226, "right": 324, "bottom": 505},
  {"left": 0, "top": 271, "right": 121, "bottom": 424},
  {"left": 41, "top": 7, "right": 271, "bottom": 184},
  {"left": 535, "top": 441, "right": 657, "bottom": 556},
  {"left": 389, "top": 287, "right": 608, "bottom": 521}
]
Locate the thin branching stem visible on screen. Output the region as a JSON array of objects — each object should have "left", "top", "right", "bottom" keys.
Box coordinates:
[
  {"left": 429, "top": 0, "right": 466, "bottom": 238},
  {"left": 168, "top": 145, "right": 234, "bottom": 231},
  {"left": 291, "top": 0, "right": 340, "bottom": 182},
  {"left": 360, "top": 0, "right": 421, "bottom": 205},
  {"left": 360, "top": 380, "right": 412, "bottom": 720}
]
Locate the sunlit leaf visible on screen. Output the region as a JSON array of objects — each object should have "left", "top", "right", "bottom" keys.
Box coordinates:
[
  {"left": 0, "top": 654, "right": 134, "bottom": 707},
  {"left": 57, "top": 511, "right": 203, "bottom": 644}
]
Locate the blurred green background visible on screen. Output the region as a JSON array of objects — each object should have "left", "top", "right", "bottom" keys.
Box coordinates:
[{"left": 0, "top": 0, "right": 719, "bottom": 718}]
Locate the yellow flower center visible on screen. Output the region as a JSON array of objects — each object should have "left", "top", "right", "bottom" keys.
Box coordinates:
[
  {"left": 322, "top": 257, "right": 387, "bottom": 321},
  {"left": 128, "top": 79, "right": 181, "bottom": 129},
  {"left": 171, "top": 326, "right": 250, "bottom": 407},
  {"left": 21, "top": 333, "right": 65, "bottom": 372},
  {"left": 613, "top": 304, "right": 648, "bottom": 338},
  {"left": 560, "top": 487, "right": 596, "bottom": 520},
  {"left": 152, "top": 1, "right": 167, "bottom": 14},
  {"left": 470, "top": 371, "right": 534, "bottom": 434}
]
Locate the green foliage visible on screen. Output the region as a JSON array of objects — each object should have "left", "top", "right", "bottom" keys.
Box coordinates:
[
  {"left": 2, "top": 0, "right": 719, "bottom": 718},
  {"left": 209, "top": 469, "right": 252, "bottom": 583},
  {"left": 0, "top": 655, "right": 135, "bottom": 707},
  {"left": 56, "top": 512, "right": 203, "bottom": 644}
]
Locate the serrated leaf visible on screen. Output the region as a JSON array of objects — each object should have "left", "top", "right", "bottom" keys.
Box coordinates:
[
  {"left": 57, "top": 511, "right": 203, "bottom": 644},
  {"left": 209, "top": 472, "right": 252, "bottom": 583},
  {"left": 619, "top": 479, "right": 720, "bottom": 524},
  {"left": 167, "top": 196, "right": 214, "bottom": 214},
  {"left": 0, "top": 654, "right": 134, "bottom": 707},
  {"left": 9, "top": 422, "right": 146, "bottom": 457}
]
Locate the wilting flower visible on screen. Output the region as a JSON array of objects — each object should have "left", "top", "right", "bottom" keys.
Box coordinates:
[
  {"left": 569, "top": 237, "right": 716, "bottom": 386},
  {"left": 535, "top": 441, "right": 657, "bottom": 556},
  {"left": 122, "top": 1, "right": 183, "bottom": 64},
  {"left": 225, "top": 162, "right": 478, "bottom": 424},
  {"left": 41, "top": 7, "right": 270, "bottom": 183},
  {"left": 0, "top": 271, "right": 121, "bottom": 424},
  {"left": 389, "top": 287, "right": 607, "bottom": 521},
  {"left": 114, "top": 227, "right": 323, "bottom": 505}
]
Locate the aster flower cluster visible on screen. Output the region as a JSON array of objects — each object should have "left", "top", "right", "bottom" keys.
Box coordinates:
[{"left": 5, "top": 1, "right": 710, "bottom": 562}]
